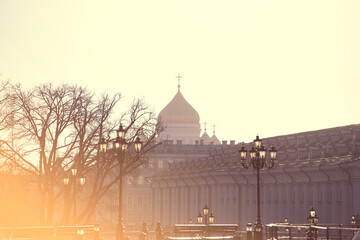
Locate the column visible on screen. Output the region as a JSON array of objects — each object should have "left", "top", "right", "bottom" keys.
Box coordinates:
[
  {"left": 160, "top": 187, "right": 164, "bottom": 224},
  {"left": 331, "top": 182, "right": 338, "bottom": 223},
  {"left": 262, "top": 184, "right": 269, "bottom": 224},
  {"left": 230, "top": 184, "right": 236, "bottom": 223},
  {"left": 168, "top": 188, "right": 172, "bottom": 226},
  {"left": 181, "top": 186, "right": 187, "bottom": 223},
  {"left": 151, "top": 188, "right": 158, "bottom": 225},
  {"left": 303, "top": 182, "right": 309, "bottom": 221},
  {"left": 217, "top": 184, "right": 223, "bottom": 223},
  {"left": 241, "top": 184, "right": 248, "bottom": 229},
  {"left": 207, "top": 184, "right": 211, "bottom": 209},
  {"left": 227, "top": 184, "right": 233, "bottom": 223},
  {"left": 164, "top": 187, "right": 169, "bottom": 225},
  {"left": 154, "top": 188, "right": 160, "bottom": 224},
  {"left": 321, "top": 182, "right": 328, "bottom": 223},
  {"left": 188, "top": 186, "right": 192, "bottom": 222},
  {"left": 235, "top": 184, "right": 240, "bottom": 225},
  {"left": 278, "top": 183, "right": 284, "bottom": 220},
  {"left": 270, "top": 184, "right": 276, "bottom": 223},
  {"left": 353, "top": 180, "right": 360, "bottom": 215},
  {"left": 189, "top": 186, "right": 194, "bottom": 220},
  {"left": 340, "top": 181, "right": 348, "bottom": 224},
  {"left": 294, "top": 183, "right": 300, "bottom": 223},
  {"left": 249, "top": 184, "right": 255, "bottom": 223},
  {"left": 312, "top": 182, "right": 318, "bottom": 210},
  {"left": 211, "top": 185, "right": 218, "bottom": 220},
  {"left": 199, "top": 184, "right": 203, "bottom": 207},
  {"left": 171, "top": 187, "right": 177, "bottom": 226},
  {"left": 177, "top": 187, "right": 181, "bottom": 224},
  {"left": 286, "top": 183, "right": 292, "bottom": 221},
  {"left": 195, "top": 185, "right": 199, "bottom": 213}
]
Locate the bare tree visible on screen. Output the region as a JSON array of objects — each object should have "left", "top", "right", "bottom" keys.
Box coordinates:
[
  {"left": 0, "top": 82, "right": 162, "bottom": 225},
  {"left": 3, "top": 83, "right": 85, "bottom": 224},
  {"left": 76, "top": 98, "right": 163, "bottom": 223},
  {"left": 0, "top": 80, "right": 17, "bottom": 131}
]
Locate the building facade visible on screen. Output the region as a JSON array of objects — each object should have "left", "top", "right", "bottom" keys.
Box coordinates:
[
  {"left": 150, "top": 125, "right": 360, "bottom": 229},
  {"left": 103, "top": 82, "right": 360, "bottom": 233}
]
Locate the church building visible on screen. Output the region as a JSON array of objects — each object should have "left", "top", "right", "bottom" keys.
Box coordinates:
[
  {"left": 121, "top": 77, "right": 360, "bottom": 233},
  {"left": 157, "top": 80, "right": 220, "bottom": 145},
  {"left": 120, "top": 79, "right": 221, "bottom": 228}
]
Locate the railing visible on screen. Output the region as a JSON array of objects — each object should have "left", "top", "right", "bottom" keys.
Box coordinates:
[
  {"left": 0, "top": 225, "right": 99, "bottom": 240},
  {"left": 265, "top": 223, "right": 360, "bottom": 240}
]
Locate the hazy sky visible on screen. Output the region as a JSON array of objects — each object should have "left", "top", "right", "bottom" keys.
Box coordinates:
[{"left": 0, "top": 0, "right": 359, "bottom": 143}]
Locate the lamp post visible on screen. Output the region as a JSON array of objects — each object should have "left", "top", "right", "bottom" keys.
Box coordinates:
[
  {"left": 197, "top": 204, "right": 215, "bottom": 225},
  {"left": 351, "top": 214, "right": 359, "bottom": 236},
  {"left": 94, "top": 225, "right": 100, "bottom": 240},
  {"left": 307, "top": 207, "right": 319, "bottom": 240},
  {"left": 63, "top": 167, "right": 86, "bottom": 225},
  {"left": 351, "top": 214, "right": 359, "bottom": 227},
  {"left": 284, "top": 217, "right": 292, "bottom": 240},
  {"left": 197, "top": 204, "right": 215, "bottom": 238},
  {"left": 99, "top": 124, "right": 143, "bottom": 240},
  {"left": 239, "top": 136, "right": 277, "bottom": 240},
  {"left": 307, "top": 207, "right": 319, "bottom": 225},
  {"left": 246, "top": 223, "right": 253, "bottom": 240}
]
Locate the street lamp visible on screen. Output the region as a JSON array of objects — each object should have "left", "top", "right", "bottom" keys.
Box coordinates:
[
  {"left": 351, "top": 214, "right": 359, "bottom": 236},
  {"left": 203, "top": 204, "right": 209, "bottom": 225},
  {"left": 307, "top": 207, "right": 319, "bottom": 240},
  {"left": 351, "top": 214, "right": 356, "bottom": 226},
  {"left": 239, "top": 136, "right": 277, "bottom": 240},
  {"left": 77, "top": 229, "right": 85, "bottom": 240},
  {"left": 246, "top": 223, "right": 253, "bottom": 240},
  {"left": 99, "top": 138, "right": 107, "bottom": 153},
  {"left": 197, "top": 204, "right": 215, "bottom": 225},
  {"left": 197, "top": 205, "right": 215, "bottom": 238},
  {"left": 63, "top": 166, "right": 86, "bottom": 225},
  {"left": 197, "top": 212, "right": 203, "bottom": 224},
  {"left": 307, "top": 207, "right": 319, "bottom": 225},
  {"left": 94, "top": 225, "right": 100, "bottom": 240},
  {"left": 351, "top": 214, "right": 359, "bottom": 227},
  {"left": 99, "top": 124, "right": 143, "bottom": 240},
  {"left": 209, "top": 213, "right": 215, "bottom": 224}
]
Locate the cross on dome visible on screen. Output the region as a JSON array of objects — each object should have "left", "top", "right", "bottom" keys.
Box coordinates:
[
  {"left": 203, "top": 121, "right": 207, "bottom": 132},
  {"left": 175, "top": 73, "right": 183, "bottom": 91}
]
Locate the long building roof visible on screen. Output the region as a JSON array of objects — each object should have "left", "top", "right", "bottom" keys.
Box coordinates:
[{"left": 153, "top": 124, "right": 360, "bottom": 176}]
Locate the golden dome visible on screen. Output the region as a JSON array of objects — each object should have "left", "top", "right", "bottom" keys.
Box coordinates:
[{"left": 158, "top": 90, "right": 200, "bottom": 124}]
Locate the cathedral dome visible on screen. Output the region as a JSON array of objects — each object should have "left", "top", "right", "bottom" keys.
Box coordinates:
[{"left": 158, "top": 90, "right": 200, "bottom": 124}]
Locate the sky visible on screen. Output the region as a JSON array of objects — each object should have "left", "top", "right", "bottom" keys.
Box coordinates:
[{"left": 0, "top": 0, "right": 359, "bottom": 143}]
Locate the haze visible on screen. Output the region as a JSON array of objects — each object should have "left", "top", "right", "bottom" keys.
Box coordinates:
[{"left": 0, "top": 0, "right": 359, "bottom": 142}]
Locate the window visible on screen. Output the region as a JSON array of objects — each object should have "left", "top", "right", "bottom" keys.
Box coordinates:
[
  {"left": 148, "top": 160, "right": 153, "bottom": 168},
  {"left": 138, "top": 197, "right": 143, "bottom": 208},
  {"left": 128, "top": 197, "right": 132, "bottom": 208},
  {"left": 127, "top": 176, "right": 133, "bottom": 184},
  {"left": 158, "top": 160, "right": 163, "bottom": 169},
  {"left": 138, "top": 176, "right": 143, "bottom": 185}
]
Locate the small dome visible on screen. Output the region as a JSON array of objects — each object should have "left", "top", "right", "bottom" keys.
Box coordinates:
[
  {"left": 210, "top": 134, "right": 221, "bottom": 145},
  {"left": 200, "top": 131, "right": 211, "bottom": 145},
  {"left": 158, "top": 90, "right": 200, "bottom": 124}
]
